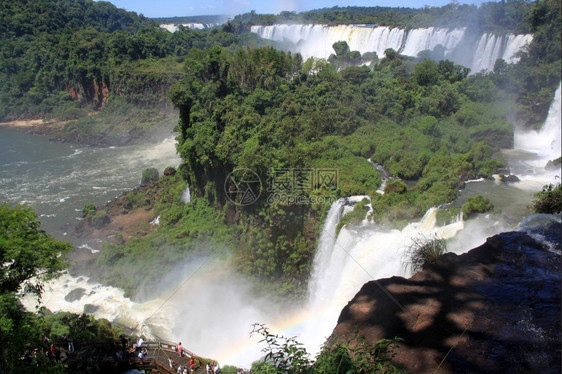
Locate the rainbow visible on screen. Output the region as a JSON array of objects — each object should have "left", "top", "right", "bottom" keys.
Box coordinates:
[{"left": 214, "top": 301, "right": 339, "bottom": 368}]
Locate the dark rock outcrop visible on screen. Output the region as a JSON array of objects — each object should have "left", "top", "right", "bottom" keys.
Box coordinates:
[
  {"left": 64, "top": 288, "right": 87, "bottom": 302},
  {"left": 501, "top": 174, "right": 520, "bottom": 183},
  {"left": 332, "top": 220, "right": 561, "bottom": 373}
]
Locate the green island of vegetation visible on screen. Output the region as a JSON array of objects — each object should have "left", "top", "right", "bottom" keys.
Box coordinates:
[{"left": 1, "top": 0, "right": 561, "bottom": 372}]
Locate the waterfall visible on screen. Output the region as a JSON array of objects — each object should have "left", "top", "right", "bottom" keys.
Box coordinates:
[
  {"left": 294, "top": 81, "right": 561, "bottom": 357},
  {"left": 251, "top": 24, "right": 533, "bottom": 73},
  {"left": 250, "top": 24, "right": 405, "bottom": 60},
  {"left": 501, "top": 34, "right": 533, "bottom": 63},
  {"left": 160, "top": 23, "right": 215, "bottom": 32},
  {"left": 470, "top": 33, "right": 533, "bottom": 73},
  {"left": 22, "top": 259, "right": 273, "bottom": 368},
  {"left": 401, "top": 27, "right": 466, "bottom": 58},
  {"left": 514, "top": 82, "right": 562, "bottom": 168},
  {"left": 297, "top": 202, "right": 464, "bottom": 356},
  {"left": 181, "top": 184, "right": 191, "bottom": 203},
  {"left": 306, "top": 198, "right": 346, "bottom": 297},
  {"left": 306, "top": 205, "right": 464, "bottom": 308}
]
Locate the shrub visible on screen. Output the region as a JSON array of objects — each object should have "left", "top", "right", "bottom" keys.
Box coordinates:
[
  {"left": 313, "top": 343, "right": 355, "bottom": 374},
  {"left": 221, "top": 365, "right": 239, "bottom": 373},
  {"left": 114, "top": 232, "right": 125, "bottom": 245},
  {"left": 531, "top": 182, "right": 562, "bottom": 213},
  {"left": 83, "top": 203, "right": 109, "bottom": 227},
  {"left": 384, "top": 179, "right": 407, "bottom": 194},
  {"left": 163, "top": 166, "right": 177, "bottom": 176},
  {"left": 83, "top": 203, "right": 96, "bottom": 216},
  {"left": 336, "top": 198, "right": 370, "bottom": 235},
  {"left": 251, "top": 323, "right": 405, "bottom": 374},
  {"left": 250, "top": 323, "right": 312, "bottom": 373},
  {"left": 348, "top": 336, "right": 406, "bottom": 374},
  {"left": 461, "top": 195, "right": 493, "bottom": 219},
  {"left": 141, "top": 168, "right": 159, "bottom": 185},
  {"left": 404, "top": 234, "right": 448, "bottom": 273},
  {"left": 314, "top": 334, "right": 405, "bottom": 373}
]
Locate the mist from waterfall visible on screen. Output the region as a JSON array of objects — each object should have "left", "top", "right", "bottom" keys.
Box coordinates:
[{"left": 251, "top": 24, "right": 533, "bottom": 73}]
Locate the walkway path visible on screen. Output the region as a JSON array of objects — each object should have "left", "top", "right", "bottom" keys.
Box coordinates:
[
  {"left": 59, "top": 337, "right": 211, "bottom": 373},
  {"left": 144, "top": 339, "right": 208, "bottom": 373}
]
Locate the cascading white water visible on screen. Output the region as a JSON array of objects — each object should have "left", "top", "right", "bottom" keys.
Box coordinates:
[
  {"left": 21, "top": 257, "right": 276, "bottom": 368},
  {"left": 400, "top": 27, "right": 466, "bottom": 58},
  {"left": 250, "top": 24, "right": 405, "bottom": 60},
  {"left": 160, "top": 23, "right": 215, "bottom": 32},
  {"left": 514, "top": 82, "right": 562, "bottom": 165},
  {"left": 251, "top": 24, "right": 533, "bottom": 73},
  {"left": 294, "top": 204, "right": 464, "bottom": 355},
  {"left": 181, "top": 184, "right": 191, "bottom": 203},
  {"left": 469, "top": 33, "right": 533, "bottom": 73},
  {"left": 306, "top": 198, "right": 346, "bottom": 295},
  {"left": 501, "top": 34, "right": 533, "bottom": 64},
  {"left": 20, "top": 273, "right": 175, "bottom": 339}
]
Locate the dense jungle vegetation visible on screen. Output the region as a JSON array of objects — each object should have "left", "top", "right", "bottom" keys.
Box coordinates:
[
  {"left": 89, "top": 1, "right": 561, "bottom": 300},
  {"left": 1, "top": 0, "right": 561, "bottom": 372},
  {"left": 1, "top": 0, "right": 559, "bottom": 298},
  {"left": 0, "top": 0, "right": 265, "bottom": 144}
]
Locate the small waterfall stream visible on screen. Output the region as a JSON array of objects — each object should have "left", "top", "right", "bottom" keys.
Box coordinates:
[
  {"left": 514, "top": 82, "right": 562, "bottom": 165},
  {"left": 181, "top": 184, "right": 191, "bottom": 203}
]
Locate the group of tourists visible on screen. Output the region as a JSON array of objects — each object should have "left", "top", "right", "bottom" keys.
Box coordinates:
[
  {"left": 114, "top": 336, "right": 251, "bottom": 373},
  {"left": 205, "top": 360, "right": 220, "bottom": 373},
  {"left": 175, "top": 363, "right": 196, "bottom": 374},
  {"left": 40, "top": 334, "right": 74, "bottom": 362},
  {"left": 171, "top": 341, "right": 225, "bottom": 373},
  {"left": 114, "top": 343, "right": 148, "bottom": 361},
  {"left": 173, "top": 341, "right": 200, "bottom": 373},
  {"left": 114, "top": 335, "right": 149, "bottom": 361}
]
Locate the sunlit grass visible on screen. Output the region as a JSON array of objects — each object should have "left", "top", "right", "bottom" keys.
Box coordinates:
[{"left": 403, "top": 234, "right": 448, "bottom": 274}]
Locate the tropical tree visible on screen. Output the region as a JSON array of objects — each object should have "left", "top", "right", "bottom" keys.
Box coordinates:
[
  {"left": 0, "top": 203, "right": 72, "bottom": 373},
  {"left": 531, "top": 182, "right": 562, "bottom": 214}
]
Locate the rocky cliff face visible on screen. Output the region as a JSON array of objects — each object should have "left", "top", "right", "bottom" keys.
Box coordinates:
[{"left": 332, "top": 218, "right": 561, "bottom": 373}]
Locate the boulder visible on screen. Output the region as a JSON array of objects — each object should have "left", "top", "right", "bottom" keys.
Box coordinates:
[
  {"left": 332, "top": 222, "right": 561, "bottom": 373},
  {"left": 501, "top": 174, "right": 520, "bottom": 183}
]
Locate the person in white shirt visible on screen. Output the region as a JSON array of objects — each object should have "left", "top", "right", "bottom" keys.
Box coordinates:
[{"left": 136, "top": 337, "right": 144, "bottom": 352}]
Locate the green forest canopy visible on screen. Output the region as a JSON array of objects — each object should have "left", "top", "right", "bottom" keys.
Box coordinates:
[
  {"left": 1, "top": 1, "right": 560, "bottom": 371},
  {"left": 85, "top": 0, "right": 561, "bottom": 300},
  {"left": 1, "top": 0, "right": 560, "bottom": 303}
]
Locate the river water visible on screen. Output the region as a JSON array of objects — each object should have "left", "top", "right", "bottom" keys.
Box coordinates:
[
  {"left": 0, "top": 126, "right": 180, "bottom": 245},
  {"left": 3, "top": 83, "right": 561, "bottom": 369}
]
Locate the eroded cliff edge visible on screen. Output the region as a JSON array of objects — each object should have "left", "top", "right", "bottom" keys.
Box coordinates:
[{"left": 332, "top": 218, "right": 561, "bottom": 373}]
